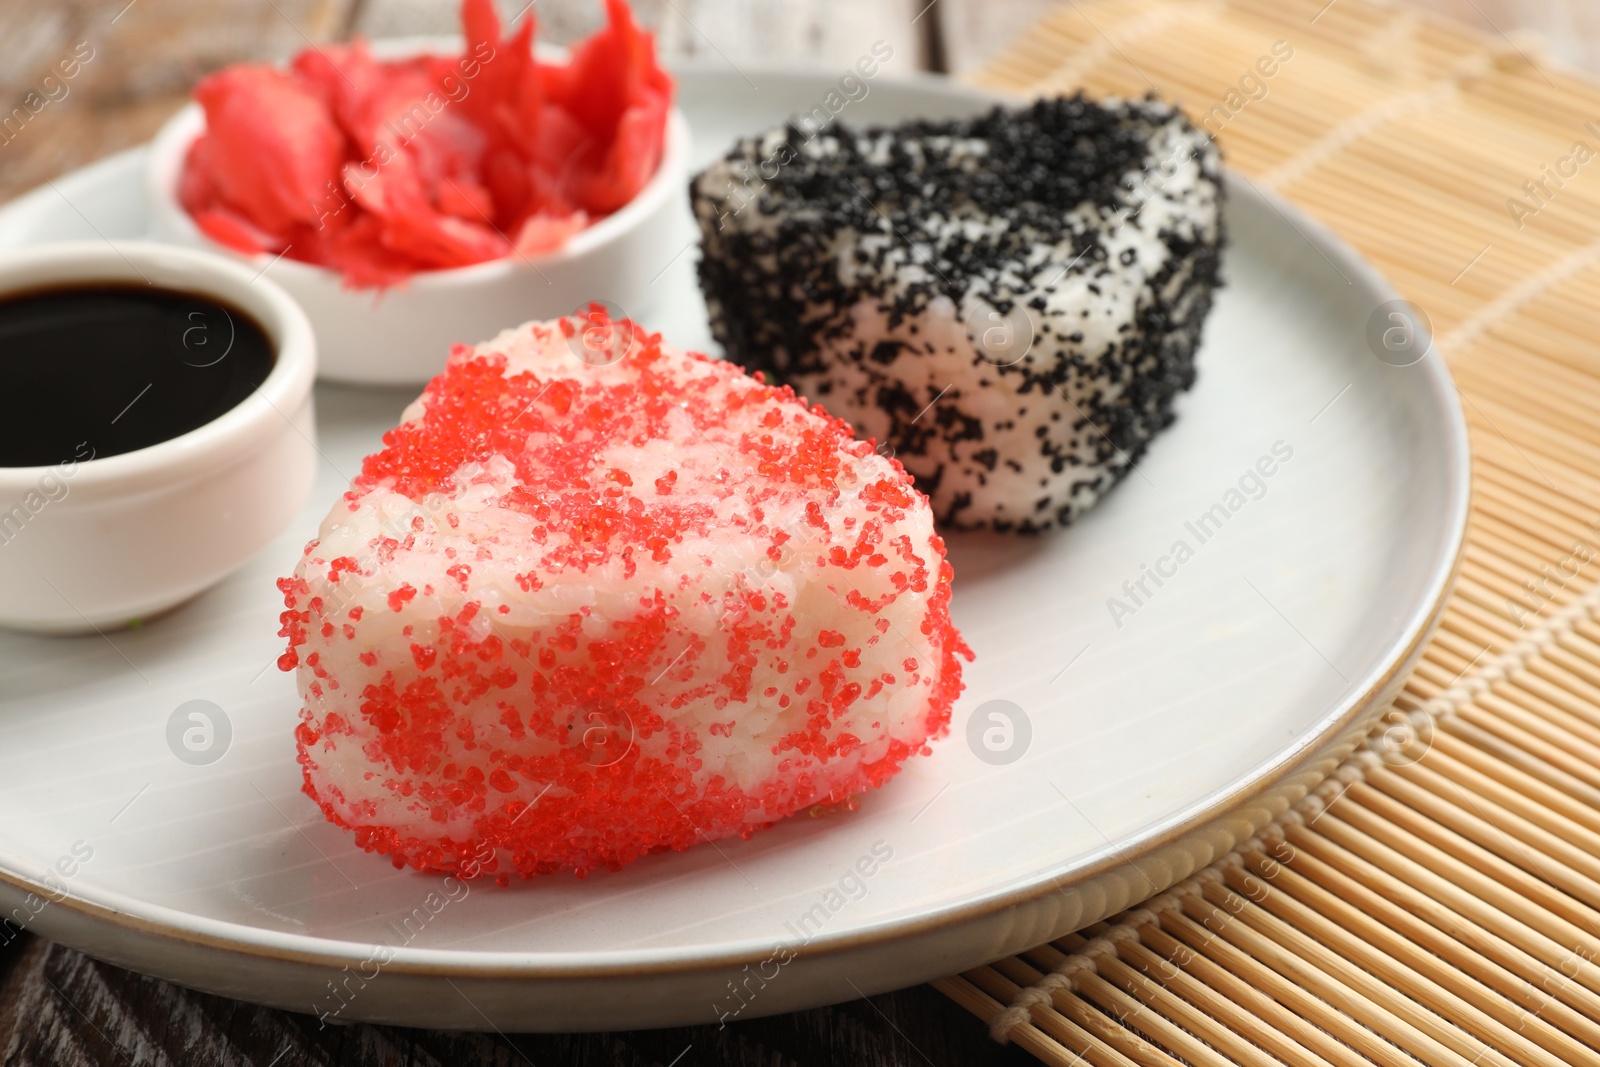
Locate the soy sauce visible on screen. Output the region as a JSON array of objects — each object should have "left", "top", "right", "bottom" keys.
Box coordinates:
[{"left": 0, "top": 285, "right": 275, "bottom": 468}]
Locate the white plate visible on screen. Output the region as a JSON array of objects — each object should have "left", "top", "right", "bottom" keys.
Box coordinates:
[{"left": 0, "top": 65, "right": 1467, "bottom": 1030}]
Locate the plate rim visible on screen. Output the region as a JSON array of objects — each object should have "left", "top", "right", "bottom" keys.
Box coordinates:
[{"left": 0, "top": 65, "right": 1471, "bottom": 984}]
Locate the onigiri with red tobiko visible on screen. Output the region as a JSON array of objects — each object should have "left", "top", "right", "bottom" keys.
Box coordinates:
[{"left": 276, "top": 313, "right": 971, "bottom": 880}]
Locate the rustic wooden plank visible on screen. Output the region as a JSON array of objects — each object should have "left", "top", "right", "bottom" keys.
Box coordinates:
[
  {"left": 933, "top": 0, "right": 1061, "bottom": 74},
  {"left": 0, "top": 932, "right": 1036, "bottom": 1066},
  {"left": 0, "top": 0, "right": 358, "bottom": 202},
  {"left": 354, "top": 0, "right": 930, "bottom": 69}
]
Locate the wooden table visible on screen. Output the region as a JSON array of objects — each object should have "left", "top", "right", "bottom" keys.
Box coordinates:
[
  {"left": 0, "top": 0, "right": 1046, "bottom": 1063},
  {"left": 0, "top": 932, "right": 1042, "bottom": 1065}
]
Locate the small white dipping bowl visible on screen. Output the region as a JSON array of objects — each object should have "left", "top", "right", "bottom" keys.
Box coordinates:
[
  {"left": 144, "top": 37, "right": 690, "bottom": 386},
  {"left": 0, "top": 241, "right": 317, "bottom": 634}
]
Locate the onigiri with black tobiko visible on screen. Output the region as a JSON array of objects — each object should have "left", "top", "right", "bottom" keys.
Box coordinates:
[{"left": 691, "top": 95, "right": 1225, "bottom": 533}]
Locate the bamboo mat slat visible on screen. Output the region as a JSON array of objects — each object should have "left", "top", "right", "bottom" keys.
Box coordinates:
[{"left": 938, "top": 1, "right": 1600, "bottom": 1063}]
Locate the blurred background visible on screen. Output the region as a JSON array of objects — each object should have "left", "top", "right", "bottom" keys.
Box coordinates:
[{"left": 1, "top": 0, "right": 1595, "bottom": 202}]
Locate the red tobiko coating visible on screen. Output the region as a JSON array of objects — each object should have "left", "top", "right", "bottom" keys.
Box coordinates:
[{"left": 178, "top": 0, "right": 673, "bottom": 287}]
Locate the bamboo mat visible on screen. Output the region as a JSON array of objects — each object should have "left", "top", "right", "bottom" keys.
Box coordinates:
[{"left": 934, "top": 1, "right": 1600, "bottom": 1064}]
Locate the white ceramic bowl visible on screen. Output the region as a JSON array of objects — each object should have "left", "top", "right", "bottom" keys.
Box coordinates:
[
  {"left": 0, "top": 241, "right": 317, "bottom": 634},
  {"left": 144, "top": 38, "right": 690, "bottom": 386}
]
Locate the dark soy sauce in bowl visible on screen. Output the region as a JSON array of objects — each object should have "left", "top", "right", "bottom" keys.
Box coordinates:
[{"left": 0, "top": 285, "right": 275, "bottom": 468}]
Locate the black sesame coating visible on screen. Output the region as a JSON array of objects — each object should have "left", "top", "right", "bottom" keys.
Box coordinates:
[{"left": 689, "top": 94, "right": 1226, "bottom": 534}]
